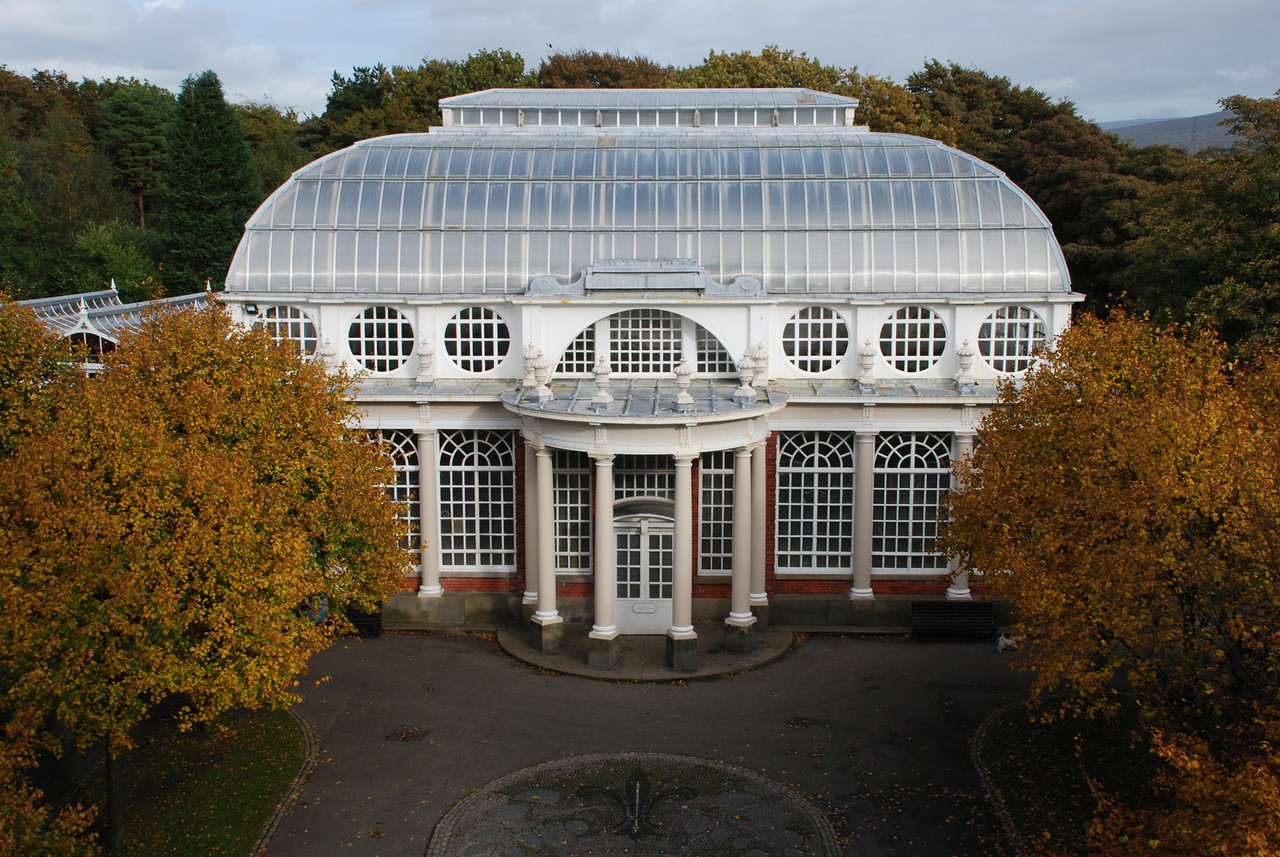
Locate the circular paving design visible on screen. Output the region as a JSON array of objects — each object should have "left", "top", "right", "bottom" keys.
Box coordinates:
[{"left": 427, "top": 752, "right": 840, "bottom": 856}]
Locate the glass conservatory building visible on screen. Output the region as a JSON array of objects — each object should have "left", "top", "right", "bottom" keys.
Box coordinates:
[{"left": 221, "top": 88, "right": 1079, "bottom": 667}]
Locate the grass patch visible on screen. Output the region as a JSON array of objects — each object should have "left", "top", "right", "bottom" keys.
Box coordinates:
[
  {"left": 981, "top": 704, "right": 1094, "bottom": 855},
  {"left": 981, "top": 700, "right": 1159, "bottom": 856},
  {"left": 81, "top": 707, "right": 305, "bottom": 857}
]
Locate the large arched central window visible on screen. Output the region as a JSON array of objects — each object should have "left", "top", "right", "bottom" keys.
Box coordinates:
[
  {"left": 556, "top": 310, "right": 735, "bottom": 376},
  {"left": 775, "top": 431, "right": 856, "bottom": 572},
  {"left": 872, "top": 432, "right": 951, "bottom": 571},
  {"left": 437, "top": 430, "right": 517, "bottom": 570}
]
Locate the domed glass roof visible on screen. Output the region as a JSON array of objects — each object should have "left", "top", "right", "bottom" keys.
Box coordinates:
[{"left": 226, "top": 89, "right": 1070, "bottom": 297}]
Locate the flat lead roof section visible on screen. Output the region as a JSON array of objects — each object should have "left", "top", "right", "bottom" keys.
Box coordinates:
[{"left": 440, "top": 88, "right": 859, "bottom": 130}]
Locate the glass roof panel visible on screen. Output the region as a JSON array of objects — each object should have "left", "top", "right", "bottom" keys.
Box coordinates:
[{"left": 230, "top": 118, "right": 1069, "bottom": 298}]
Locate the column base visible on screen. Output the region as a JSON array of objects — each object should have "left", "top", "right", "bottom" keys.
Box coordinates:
[
  {"left": 848, "top": 587, "right": 875, "bottom": 601},
  {"left": 666, "top": 631, "right": 699, "bottom": 670},
  {"left": 945, "top": 586, "right": 973, "bottom": 601},
  {"left": 521, "top": 598, "right": 537, "bottom": 627},
  {"left": 588, "top": 634, "right": 620, "bottom": 669},
  {"left": 723, "top": 618, "right": 758, "bottom": 654},
  {"left": 529, "top": 615, "right": 563, "bottom": 654},
  {"left": 749, "top": 603, "right": 770, "bottom": 629},
  {"left": 417, "top": 585, "right": 443, "bottom": 599}
]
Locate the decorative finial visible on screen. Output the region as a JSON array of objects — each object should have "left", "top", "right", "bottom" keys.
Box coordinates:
[
  {"left": 859, "top": 339, "right": 877, "bottom": 394},
  {"left": 735, "top": 352, "right": 757, "bottom": 401},
  {"left": 533, "top": 351, "right": 553, "bottom": 400},
  {"left": 957, "top": 339, "right": 976, "bottom": 393},
  {"left": 591, "top": 357, "right": 613, "bottom": 408},
  {"left": 751, "top": 342, "right": 769, "bottom": 388},
  {"left": 673, "top": 358, "right": 695, "bottom": 409}
]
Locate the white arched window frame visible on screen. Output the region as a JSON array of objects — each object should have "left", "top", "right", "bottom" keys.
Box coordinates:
[
  {"left": 437, "top": 430, "right": 517, "bottom": 571},
  {"left": 555, "top": 309, "right": 735, "bottom": 376},
  {"left": 775, "top": 431, "right": 856, "bottom": 572},
  {"left": 370, "top": 429, "right": 420, "bottom": 551},
  {"left": 872, "top": 432, "right": 951, "bottom": 571}
]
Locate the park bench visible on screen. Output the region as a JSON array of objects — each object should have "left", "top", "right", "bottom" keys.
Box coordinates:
[{"left": 910, "top": 600, "right": 995, "bottom": 638}]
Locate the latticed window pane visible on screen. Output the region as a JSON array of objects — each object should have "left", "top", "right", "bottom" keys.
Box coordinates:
[
  {"left": 879, "top": 306, "right": 947, "bottom": 373},
  {"left": 699, "top": 450, "right": 734, "bottom": 573},
  {"left": 696, "top": 326, "right": 736, "bottom": 376},
  {"left": 610, "top": 309, "right": 681, "bottom": 374},
  {"left": 614, "top": 454, "right": 673, "bottom": 501},
  {"left": 872, "top": 432, "right": 951, "bottom": 570},
  {"left": 775, "top": 431, "right": 856, "bottom": 571},
  {"left": 617, "top": 532, "right": 642, "bottom": 598},
  {"left": 444, "top": 305, "right": 510, "bottom": 373},
  {"left": 650, "top": 532, "right": 673, "bottom": 598},
  {"left": 438, "top": 429, "right": 517, "bottom": 569},
  {"left": 557, "top": 326, "right": 595, "bottom": 374},
  {"left": 369, "top": 429, "right": 420, "bottom": 551},
  {"left": 782, "top": 306, "right": 849, "bottom": 373},
  {"left": 979, "top": 305, "right": 1045, "bottom": 373},
  {"left": 348, "top": 305, "right": 415, "bottom": 372},
  {"left": 554, "top": 449, "right": 591, "bottom": 572},
  {"left": 259, "top": 305, "right": 318, "bottom": 356}
]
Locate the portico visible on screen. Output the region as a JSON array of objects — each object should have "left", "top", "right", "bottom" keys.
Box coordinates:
[{"left": 502, "top": 377, "right": 786, "bottom": 668}]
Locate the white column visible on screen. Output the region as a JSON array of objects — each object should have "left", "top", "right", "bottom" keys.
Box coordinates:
[
  {"left": 946, "top": 432, "right": 976, "bottom": 600},
  {"left": 727, "top": 446, "right": 755, "bottom": 626},
  {"left": 670, "top": 454, "right": 696, "bottom": 636},
  {"left": 590, "top": 455, "right": 617, "bottom": 639},
  {"left": 850, "top": 431, "right": 876, "bottom": 599},
  {"left": 417, "top": 430, "right": 442, "bottom": 597},
  {"left": 534, "top": 446, "right": 559, "bottom": 622},
  {"left": 523, "top": 439, "right": 538, "bottom": 605},
  {"left": 750, "top": 440, "right": 768, "bottom": 605}
]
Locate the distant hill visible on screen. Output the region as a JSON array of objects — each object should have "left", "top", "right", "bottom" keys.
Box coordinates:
[{"left": 1100, "top": 111, "right": 1239, "bottom": 154}]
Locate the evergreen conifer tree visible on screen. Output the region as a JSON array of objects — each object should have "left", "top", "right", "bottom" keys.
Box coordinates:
[{"left": 162, "top": 71, "right": 260, "bottom": 291}]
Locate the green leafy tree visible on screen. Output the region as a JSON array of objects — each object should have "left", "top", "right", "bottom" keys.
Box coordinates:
[
  {"left": 96, "top": 82, "right": 175, "bottom": 229},
  {"left": 234, "top": 100, "right": 312, "bottom": 196},
  {"left": 671, "top": 45, "right": 852, "bottom": 91},
  {"left": 66, "top": 220, "right": 162, "bottom": 301},
  {"left": 940, "top": 313, "right": 1280, "bottom": 853},
  {"left": 321, "top": 50, "right": 533, "bottom": 152},
  {"left": 0, "top": 133, "right": 37, "bottom": 295},
  {"left": 162, "top": 71, "right": 261, "bottom": 290},
  {"left": 1123, "top": 90, "right": 1280, "bottom": 356},
  {"left": 0, "top": 303, "right": 407, "bottom": 851},
  {"left": 537, "top": 50, "right": 670, "bottom": 88}
]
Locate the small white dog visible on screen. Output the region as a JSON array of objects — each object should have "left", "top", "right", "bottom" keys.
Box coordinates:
[{"left": 996, "top": 633, "right": 1022, "bottom": 652}]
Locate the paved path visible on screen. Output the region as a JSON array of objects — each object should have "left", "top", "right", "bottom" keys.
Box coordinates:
[{"left": 261, "top": 631, "right": 1029, "bottom": 857}]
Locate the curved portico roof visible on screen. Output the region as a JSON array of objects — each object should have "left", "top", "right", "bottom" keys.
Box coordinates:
[{"left": 226, "top": 89, "right": 1070, "bottom": 299}]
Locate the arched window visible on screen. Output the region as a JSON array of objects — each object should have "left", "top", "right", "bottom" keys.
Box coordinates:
[
  {"left": 444, "top": 306, "right": 510, "bottom": 373},
  {"left": 782, "top": 306, "right": 849, "bottom": 373},
  {"left": 555, "top": 310, "right": 735, "bottom": 376},
  {"left": 978, "top": 305, "right": 1045, "bottom": 373},
  {"left": 437, "top": 430, "right": 516, "bottom": 570},
  {"left": 348, "top": 306, "right": 415, "bottom": 372},
  {"left": 371, "top": 429, "right": 419, "bottom": 551},
  {"left": 775, "top": 431, "right": 856, "bottom": 571},
  {"left": 879, "top": 306, "right": 946, "bottom": 373},
  {"left": 873, "top": 432, "right": 951, "bottom": 570},
  {"left": 259, "top": 305, "right": 318, "bottom": 356}
]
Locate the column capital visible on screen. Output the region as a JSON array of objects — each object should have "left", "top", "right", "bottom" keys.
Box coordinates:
[
  {"left": 589, "top": 452, "right": 616, "bottom": 465},
  {"left": 672, "top": 452, "right": 697, "bottom": 465}
]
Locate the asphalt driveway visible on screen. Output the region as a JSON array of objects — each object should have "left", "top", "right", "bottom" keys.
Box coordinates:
[{"left": 259, "top": 632, "right": 1030, "bottom": 857}]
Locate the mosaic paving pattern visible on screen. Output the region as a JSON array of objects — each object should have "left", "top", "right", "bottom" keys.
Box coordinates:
[{"left": 427, "top": 752, "right": 840, "bottom": 856}]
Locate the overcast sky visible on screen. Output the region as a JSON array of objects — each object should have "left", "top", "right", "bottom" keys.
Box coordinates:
[{"left": 2, "top": 0, "right": 1276, "bottom": 124}]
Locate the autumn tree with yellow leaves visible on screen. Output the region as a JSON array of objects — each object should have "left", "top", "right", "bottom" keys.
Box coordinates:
[
  {"left": 941, "top": 313, "right": 1280, "bottom": 855},
  {"left": 0, "top": 299, "right": 407, "bottom": 853}
]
